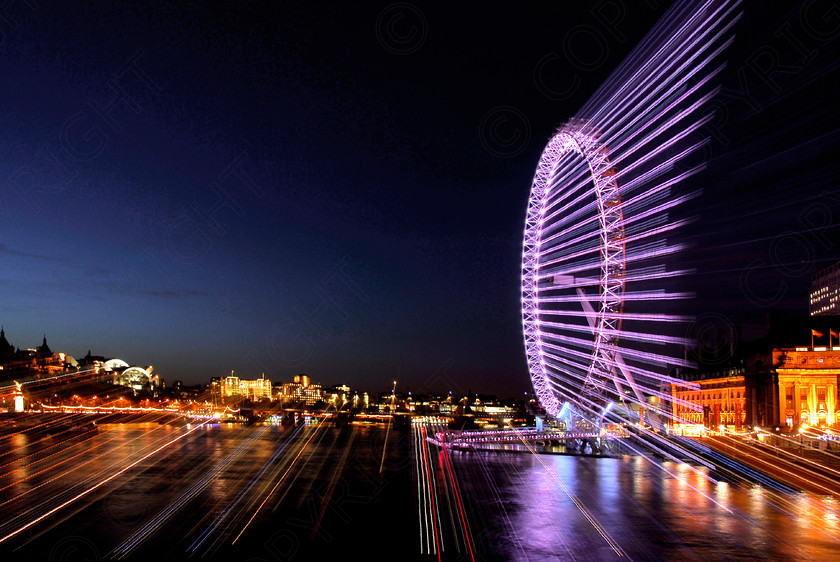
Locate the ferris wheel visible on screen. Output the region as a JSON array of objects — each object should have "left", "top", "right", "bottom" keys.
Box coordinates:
[
  {"left": 521, "top": 121, "right": 633, "bottom": 420},
  {"left": 521, "top": 0, "right": 741, "bottom": 424}
]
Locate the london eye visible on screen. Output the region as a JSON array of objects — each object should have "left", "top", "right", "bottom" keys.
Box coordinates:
[{"left": 521, "top": 0, "right": 742, "bottom": 428}]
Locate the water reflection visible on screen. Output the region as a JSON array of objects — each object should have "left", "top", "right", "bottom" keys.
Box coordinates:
[
  {"left": 459, "top": 451, "right": 840, "bottom": 560},
  {"left": 2, "top": 422, "right": 840, "bottom": 560}
]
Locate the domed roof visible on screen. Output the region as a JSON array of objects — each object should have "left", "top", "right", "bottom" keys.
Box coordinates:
[{"left": 104, "top": 358, "right": 130, "bottom": 371}]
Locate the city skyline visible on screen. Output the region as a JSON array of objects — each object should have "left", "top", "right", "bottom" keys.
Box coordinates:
[
  {"left": 2, "top": 2, "right": 840, "bottom": 560},
  {"left": 1, "top": 1, "right": 838, "bottom": 396}
]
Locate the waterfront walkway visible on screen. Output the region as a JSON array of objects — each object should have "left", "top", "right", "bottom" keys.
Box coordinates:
[{"left": 701, "top": 435, "right": 840, "bottom": 495}]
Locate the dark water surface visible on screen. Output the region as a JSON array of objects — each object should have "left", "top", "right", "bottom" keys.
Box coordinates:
[
  {"left": 0, "top": 421, "right": 838, "bottom": 560},
  {"left": 446, "top": 449, "right": 840, "bottom": 560}
]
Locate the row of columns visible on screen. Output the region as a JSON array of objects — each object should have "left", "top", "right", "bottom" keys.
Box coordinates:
[{"left": 777, "top": 378, "right": 837, "bottom": 427}]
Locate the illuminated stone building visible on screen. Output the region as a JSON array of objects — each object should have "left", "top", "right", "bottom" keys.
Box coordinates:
[
  {"left": 324, "top": 384, "right": 351, "bottom": 409},
  {"left": 666, "top": 339, "right": 779, "bottom": 432},
  {"left": 279, "top": 374, "right": 322, "bottom": 406},
  {"left": 0, "top": 331, "right": 67, "bottom": 377},
  {"left": 668, "top": 367, "right": 758, "bottom": 431},
  {"left": 222, "top": 373, "right": 272, "bottom": 401},
  {"left": 667, "top": 345, "right": 840, "bottom": 431},
  {"left": 811, "top": 261, "right": 840, "bottom": 316},
  {"left": 774, "top": 347, "right": 840, "bottom": 427},
  {"left": 32, "top": 336, "right": 62, "bottom": 375}
]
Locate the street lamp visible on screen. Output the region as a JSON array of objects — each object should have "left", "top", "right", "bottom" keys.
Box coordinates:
[{"left": 390, "top": 380, "right": 397, "bottom": 412}]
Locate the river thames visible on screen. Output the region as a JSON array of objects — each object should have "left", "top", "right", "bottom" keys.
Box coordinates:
[{"left": 0, "top": 418, "right": 838, "bottom": 560}]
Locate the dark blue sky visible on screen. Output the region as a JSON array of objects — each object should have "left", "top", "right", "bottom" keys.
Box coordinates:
[{"left": 1, "top": 1, "right": 838, "bottom": 394}]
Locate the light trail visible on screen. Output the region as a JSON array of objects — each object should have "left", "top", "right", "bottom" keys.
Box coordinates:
[
  {"left": 452, "top": 423, "right": 530, "bottom": 560},
  {"left": 421, "top": 425, "right": 442, "bottom": 561},
  {"left": 268, "top": 420, "right": 336, "bottom": 513},
  {"left": 0, "top": 415, "right": 181, "bottom": 533},
  {"left": 539, "top": 91, "right": 719, "bottom": 238},
  {"left": 0, "top": 416, "right": 91, "bottom": 460},
  {"left": 671, "top": 435, "right": 840, "bottom": 547},
  {"left": 0, "top": 367, "right": 101, "bottom": 391},
  {"left": 308, "top": 428, "right": 356, "bottom": 541},
  {"left": 413, "top": 419, "right": 438, "bottom": 557},
  {"left": 507, "top": 426, "right": 627, "bottom": 557},
  {"left": 37, "top": 403, "right": 231, "bottom": 419},
  {"left": 0, "top": 426, "right": 99, "bottom": 475},
  {"left": 380, "top": 382, "right": 397, "bottom": 474},
  {"left": 230, "top": 423, "right": 323, "bottom": 545},
  {"left": 677, "top": 437, "right": 797, "bottom": 494},
  {"left": 0, "top": 419, "right": 210, "bottom": 545},
  {"left": 193, "top": 424, "right": 312, "bottom": 556},
  {"left": 0, "top": 413, "right": 80, "bottom": 442},
  {"left": 186, "top": 426, "right": 279, "bottom": 554},
  {"left": 440, "top": 435, "right": 474, "bottom": 562},
  {"left": 712, "top": 436, "right": 840, "bottom": 496},
  {"left": 110, "top": 424, "right": 274, "bottom": 559},
  {"left": 413, "top": 419, "right": 433, "bottom": 555},
  {"left": 0, "top": 412, "right": 173, "bottom": 496},
  {"left": 616, "top": 437, "right": 734, "bottom": 514},
  {"left": 521, "top": 379, "right": 715, "bottom": 470},
  {"left": 9, "top": 422, "right": 217, "bottom": 549},
  {"left": 521, "top": 0, "right": 743, "bottom": 454}
]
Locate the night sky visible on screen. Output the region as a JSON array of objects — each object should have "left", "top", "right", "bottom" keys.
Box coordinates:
[{"left": 1, "top": 1, "right": 838, "bottom": 395}]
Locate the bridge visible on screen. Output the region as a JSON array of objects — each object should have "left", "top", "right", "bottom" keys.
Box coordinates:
[{"left": 424, "top": 422, "right": 630, "bottom": 457}]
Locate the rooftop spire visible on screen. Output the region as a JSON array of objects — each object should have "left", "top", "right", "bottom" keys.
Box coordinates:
[
  {"left": 0, "top": 326, "right": 12, "bottom": 353},
  {"left": 37, "top": 334, "right": 52, "bottom": 358}
]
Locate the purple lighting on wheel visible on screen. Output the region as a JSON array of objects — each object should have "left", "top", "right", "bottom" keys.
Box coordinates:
[
  {"left": 522, "top": 122, "right": 625, "bottom": 417},
  {"left": 521, "top": 0, "right": 741, "bottom": 423}
]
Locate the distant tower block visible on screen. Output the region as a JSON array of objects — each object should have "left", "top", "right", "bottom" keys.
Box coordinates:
[{"left": 811, "top": 261, "right": 840, "bottom": 316}]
